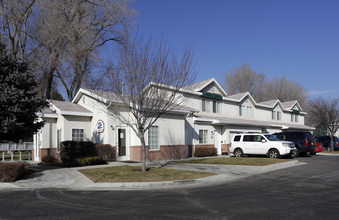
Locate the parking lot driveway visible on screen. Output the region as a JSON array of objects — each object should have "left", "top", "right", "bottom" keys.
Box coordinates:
[{"left": 1, "top": 155, "right": 339, "bottom": 219}]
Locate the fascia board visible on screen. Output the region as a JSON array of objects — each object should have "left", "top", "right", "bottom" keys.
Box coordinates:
[
  {"left": 40, "top": 113, "right": 58, "bottom": 118},
  {"left": 193, "top": 117, "right": 213, "bottom": 123},
  {"left": 60, "top": 111, "right": 93, "bottom": 117}
]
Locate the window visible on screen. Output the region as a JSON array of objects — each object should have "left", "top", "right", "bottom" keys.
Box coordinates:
[
  {"left": 233, "top": 135, "right": 241, "bottom": 142},
  {"left": 213, "top": 101, "right": 220, "bottom": 113},
  {"left": 239, "top": 105, "right": 253, "bottom": 117},
  {"left": 295, "top": 114, "right": 298, "bottom": 122},
  {"left": 72, "top": 129, "right": 84, "bottom": 141},
  {"left": 291, "top": 114, "right": 294, "bottom": 122},
  {"left": 202, "top": 99, "right": 210, "bottom": 112},
  {"left": 277, "top": 111, "right": 281, "bottom": 120},
  {"left": 239, "top": 105, "right": 246, "bottom": 116},
  {"left": 199, "top": 129, "right": 208, "bottom": 144},
  {"left": 272, "top": 110, "right": 276, "bottom": 120},
  {"left": 243, "top": 135, "right": 255, "bottom": 142},
  {"left": 57, "top": 129, "right": 61, "bottom": 152},
  {"left": 148, "top": 126, "right": 159, "bottom": 150},
  {"left": 247, "top": 106, "right": 253, "bottom": 117}
]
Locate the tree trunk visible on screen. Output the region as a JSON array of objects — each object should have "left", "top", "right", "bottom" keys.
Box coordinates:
[{"left": 140, "top": 134, "right": 147, "bottom": 172}]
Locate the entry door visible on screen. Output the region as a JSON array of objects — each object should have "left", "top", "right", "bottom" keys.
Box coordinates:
[
  {"left": 118, "top": 129, "right": 126, "bottom": 156},
  {"left": 214, "top": 129, "right": 221, "bottom": 155}
]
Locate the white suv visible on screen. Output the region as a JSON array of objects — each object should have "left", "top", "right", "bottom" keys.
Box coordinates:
[{"left": 230, "top": 133, "right": 296, "bottom": 158}]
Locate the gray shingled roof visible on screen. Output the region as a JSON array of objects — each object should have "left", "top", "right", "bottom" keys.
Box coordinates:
[
  {"left": 281, "top": 100, "right": 297, "bottom": 109},
  {"left": 183, "top": 78, "right": 214, "bottom": 91},
  {"left": 40, "top": 107, "right": 55, "bottom": 114},
  {"left": 194, "top": 114, "right": 314, "bottom": 130},
  {"left": 258, "top": 99, "right": 279, "bottom": 106},
  {"left": 226, "top": 92, "right": 248, "bottom": 100},
  {"left": 79, "top": 89, "right": 198, "bottom": 114},
  {"left": 50, "top": 100, "right": 92, "bottom": 113}
]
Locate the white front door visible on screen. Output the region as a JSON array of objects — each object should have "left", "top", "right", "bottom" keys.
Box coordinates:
[{"left": 214, "top": 129, "right": 221, "bottom": 155}]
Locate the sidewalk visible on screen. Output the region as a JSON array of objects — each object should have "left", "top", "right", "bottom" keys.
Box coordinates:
[{"left": 0, "top": 158, "right": 303, "bottom": 191}]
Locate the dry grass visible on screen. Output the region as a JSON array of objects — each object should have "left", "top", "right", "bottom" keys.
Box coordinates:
[
  {"left": 176, "top": 157, "right": 288, "bottom": 166},
  {"left": 79, "top": 165, "right": 215, "bottom": 182}
]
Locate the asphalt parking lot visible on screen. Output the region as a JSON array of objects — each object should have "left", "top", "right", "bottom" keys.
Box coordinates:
[{"left": 1, "top": 154, "right": 339, "bottom": 219}]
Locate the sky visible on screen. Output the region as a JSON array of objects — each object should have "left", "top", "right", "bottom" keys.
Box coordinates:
[{"left": 131, "top": 0, "right": 339, "bottom": 99}]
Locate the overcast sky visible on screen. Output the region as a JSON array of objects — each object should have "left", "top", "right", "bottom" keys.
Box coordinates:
[{"left": 132, "top": 0, "right": 339, "bottom": 99}]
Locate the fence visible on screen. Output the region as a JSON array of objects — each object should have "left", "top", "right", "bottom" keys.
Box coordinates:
[{"left": 0, "top": 143, "right": 33, "bottom": 161}]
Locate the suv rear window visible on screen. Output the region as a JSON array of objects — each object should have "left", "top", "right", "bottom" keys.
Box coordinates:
[{"left": 233, "top": 135, "right": 241, "bottom": 142}]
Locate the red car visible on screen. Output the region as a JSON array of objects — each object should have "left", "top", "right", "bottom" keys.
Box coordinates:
[{"left": 311, "top": 141, "right": 323, "bottom": 155}]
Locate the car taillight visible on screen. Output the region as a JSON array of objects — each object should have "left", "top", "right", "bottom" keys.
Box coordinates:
[{"left": 305, "top": 139, "right": 308, "bottom": 146}]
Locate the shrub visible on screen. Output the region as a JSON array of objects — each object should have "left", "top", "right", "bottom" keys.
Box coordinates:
[
  {"left": 95, "top": 144, "right": 116, "bottom": 162},
  {"left": 194, "top": 146, "right": 217, "bottom": 157},
  {"left": 74, "top": 156, "right": 106, "bottom": 166},
  {"left": 60, "top": 141, "right": 96, "bottom": 162},
  {"left": 0, "top": 162, "right": 30, "bottom": 182},
  {"left": 41, "top": 155, "right": 57, "bottom": 164}
]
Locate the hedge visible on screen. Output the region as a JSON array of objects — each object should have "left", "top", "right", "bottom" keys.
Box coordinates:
[
  {"left": 60, "top": 141, "right": 116, "bottom": 164},
  {"left": 194, "top": 146, "right": 217, "bottom": 157},
  {"left": 95, "top": 144, "right": 116, "bottom": 162},
  {"left": 0, "top": 162, "right": 30, "bottom": 182}
]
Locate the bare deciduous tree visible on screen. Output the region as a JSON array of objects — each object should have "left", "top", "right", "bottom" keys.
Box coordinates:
[
  {"left": 262, "top": 76, "right": 307, "bottom": 105},
  {"left": 0, "top": 0, "right": 35, "bottom": 61},
  {"left": 306, "top": 97, "right": 339, "bottom": 151},
  {"left": 34, "top": 0, "right": 135, "bottom": 100},
  {"left": 224, "top": 64, "right": 308, "bottom": 104},
  {"left": 105, "top": 38, "right": 196, "bottom": 172},
  {"left": 224, "top": 64, "right": 266, "bottom": 100},
  {"left": 0, "top": 0, "right": 135, "bottom": 100}
]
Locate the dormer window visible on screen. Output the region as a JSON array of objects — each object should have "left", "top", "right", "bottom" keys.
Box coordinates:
[{"left": 239, "top": 104, "right": 253, "bottom": 117}]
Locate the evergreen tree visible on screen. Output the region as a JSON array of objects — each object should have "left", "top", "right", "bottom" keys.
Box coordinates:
[{"left": 0, "top": 43, "right": 47, "bottom": 142}]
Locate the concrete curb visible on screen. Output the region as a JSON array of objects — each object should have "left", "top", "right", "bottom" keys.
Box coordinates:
[
  {"left": 317, "top": 153, "right": 339, "bottom": 156},
  {"left": 0, "top": 159, "right": 304, "bottom": 191},
  {"left": 75, "top": 160, "right": 303, "bottom": 191}
]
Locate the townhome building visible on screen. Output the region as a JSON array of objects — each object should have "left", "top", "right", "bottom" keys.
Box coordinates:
[{"left": 33, "top": 78, "right": 314, "bottom": 162}]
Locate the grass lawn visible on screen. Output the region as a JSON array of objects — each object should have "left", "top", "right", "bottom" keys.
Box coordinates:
[
  {"left": 176, "top": 157, "right": 289, "bottom": 166},
  {"left": 80, "top": 165, "right": 215, "bottom": 182}
]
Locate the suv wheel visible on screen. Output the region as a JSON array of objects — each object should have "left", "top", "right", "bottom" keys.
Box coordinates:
[
  {"left": 268, "top": 149, "right": 280, "bottom": 159},
  {"left": 295, "top": 148, "right": 300, "bottom": 157},
  {"left": 234, "top": 148, "right": 243, "bottom": 157}
]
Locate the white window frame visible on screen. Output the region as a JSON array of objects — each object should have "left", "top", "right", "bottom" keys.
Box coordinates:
[
  {"left": 277, "top": 111, "right": 281, "bottom": 121},
  {"left": 295, "top": 114, "right": 298, "bottom": 122},
  {"left": 148, "top": 126, "right": 159, "bottom": 150},
  {"left": 202, "top": 99, "right": 210, "bottom": 112},
  {"left": 71, "top": 128, "right": 85, "bottom": 141},
  {"left": 199, "top": 129, "right": 208, "bottom": 144},
  {"left": 272, "top": 110, "right": 276, "bottom": 120},
  {"left": 213, "top": 101, "right": 220, "bottom": 113}
]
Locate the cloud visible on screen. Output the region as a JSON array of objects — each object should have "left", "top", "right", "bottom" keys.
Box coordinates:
[{"left": 307, "top": 89, "right": 338, "bottom": 96}]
